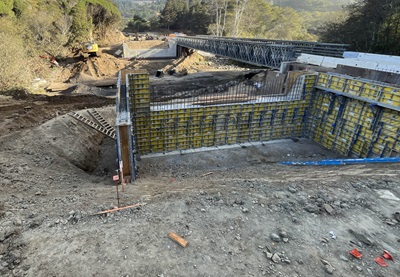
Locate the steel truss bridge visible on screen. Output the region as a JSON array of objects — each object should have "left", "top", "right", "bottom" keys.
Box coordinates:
[{"left": 176, "top": 36, "right": 349, "bottom": 69}]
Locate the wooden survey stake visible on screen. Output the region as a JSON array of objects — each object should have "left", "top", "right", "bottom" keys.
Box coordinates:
[{"left": 168, "top": 232, "right": 188, "bottom": 248}]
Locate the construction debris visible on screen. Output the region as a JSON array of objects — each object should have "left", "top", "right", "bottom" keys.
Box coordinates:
[
  {"left": 349, "top": 248, "right": 363, "bottom": 259},
  {"left": 191, "top": 94, "right": 257, "bottom": 105},
  {"left": 168, "top": 232, "right": 188, "bottom": 248},
  {"left": 349, "top": 229, "right": 374, "bottom": 246},
  {"left": 383, "top": 250, "right": 394, "bottom": 261},
  {"left": 68, "top": 111, "right": 116, "bottom": 139},
  {"left": 93, "top": 203, "right": 145, "bottom": 215},
  {"left": 375, "top": 257, "right": 388, "bottom": 267},
  {"left": 201, "top": 172, "right": 213, "bottom": 177}
]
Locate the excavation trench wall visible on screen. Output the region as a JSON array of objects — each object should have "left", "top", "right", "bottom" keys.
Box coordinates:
[{"left": 120, "top": 71, "right": 400, "bottom": 160}]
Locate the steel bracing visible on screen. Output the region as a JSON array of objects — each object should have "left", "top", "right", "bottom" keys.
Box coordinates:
[
  {"left": 176, "top": 36, "right": 348, "bottom": 69},
  {"left": 68, "top": 111, "right": 116, "bottom": 139}
]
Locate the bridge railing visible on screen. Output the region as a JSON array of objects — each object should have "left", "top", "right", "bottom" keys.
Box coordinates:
[
  {"left": 176, "top": 36, "right": 297, "bottom": 69},
  {"left": 176, "top": 36, "right": 349, "bottom": 68},
  {"left": 194, "top": 36, "right": 349, "bottom": 58}
]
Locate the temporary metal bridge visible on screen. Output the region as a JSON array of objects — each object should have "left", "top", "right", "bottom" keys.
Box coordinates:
[{"left": 176, "top": 36, "right": 349, "bottom": 69}]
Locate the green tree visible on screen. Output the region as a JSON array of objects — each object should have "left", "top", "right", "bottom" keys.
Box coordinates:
[
  {"left": 0, "top": 0, "right": 26, "bottom": 17},
  {"left": 160, "top": 0, "right": 179, "bottom": 30},
  {"left": 231, "top": 0, "right": 315, "bottom": 40},
  {"left": 188, "top": 1, "right": 212, "bottom": 34},
  {"left": 70, "top": 0, "right": 121, "bottom": 43},
  {"left": 208, "top": 0, "right": 229, "bottom": 36},
  {"left": 265, "top": 6, "right": 314, "bottom": 40},
  {"left": 128, "top": 15, "right": 150, "bottom": 32},
  {"left": 0, "top": 18, "right": 32, "bottom": 90},
  {"left": 159, "top": 0, "right": 189, "bottom": 30},
  {"left": 320, "top": 0, "right": 400, "bottom": 54}
]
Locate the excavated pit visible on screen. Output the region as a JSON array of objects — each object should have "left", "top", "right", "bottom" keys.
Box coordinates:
[
  {"left": 13, "top": 104, "right": 343, "bottom": 182},
  {"left": 0, "top": 107, "right": 119, "bottom": 177}
]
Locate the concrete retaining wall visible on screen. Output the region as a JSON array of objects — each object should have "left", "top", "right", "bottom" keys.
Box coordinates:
[{"left": 123, "top": 39, "right": 177, "bottom": 59}]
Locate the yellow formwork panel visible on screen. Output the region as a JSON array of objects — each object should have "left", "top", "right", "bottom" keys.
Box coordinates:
[
  {"left": 351, "top": 146, "right": 363, "bottom": 156},
  {"left": 309, "top": 86, "right": 400, "bottom": 158},
  {"left": 136, "top": 136, "right": 151, "bottom": 142},
  {"left": 129, "top": 81, "right": 149, "bottom": 87},
  {"left": 189, "top": 141, "right": 201, "bottom": 148},
  {"left": 344, "top": 113, "right": 361, "bottom": 124},
  {"left": 336, "top": 145, "right": 350, "bottom": 155},
  {"left": 339, "top": 131, "right": 353, "bottom": 142},
  {"left": 394, "top": 141, "right": 400, "bottom": 152},
  {"left": 137, "top": 143, "right": 151, "bottom": 150},
  {"left": 320, "top": 138, "right": 334, "bottom": 150},
  {"left": 344, "top": 79, "right": 363, "bottom": 95},
  {"left": 130, "top": 81, "right": 149, "bottom": 87},
  {"left": 381, "top": 110, "right": 399, "bottom": 120},
  {"left": 253, "top": 105, "right": 265, "bottom": 112},
  {"left": 134, "top": 98, "right": 150, "bottom": 105},
  {"left": 329, "top": 76, "right": 347, "bottom": 91},
  {"left": 316, "top": 73, "right": 330, "bottom": 87},
  {"left": 381, "top": 130, "right": 398, "bottom": 141},
  {"left": 360, "top": 83, "right": 382, "bottom": 101},
  {"left": 317, "top": 73, "right": 400, "bottom": 109},
  {"left": 132, "top": 88, "right": 150, "bottom": 93},
  {"left": 135, "top": 124, "right": 150, "bottom": 130},
  {"left": 127, "top": 73, "right": 398, "bottom": 155},
  {"left": 371, "top": 141, "right": 385, "bottom": 152},
  {"left": 381, "top": 88, "right": 400, "bottom": 107},
  {"left": 189, "top": 111, "right": 205, "bottom": 118}
]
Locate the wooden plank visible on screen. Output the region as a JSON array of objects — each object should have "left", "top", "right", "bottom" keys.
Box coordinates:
[
  {"left": 119, "top": 125, "right": 132, "bottom": 178},
  {"left": 201, "top": 172, "right": 213, "bottom": 177},
  {"left": 168, "top": 232, "right": 188, "bottom": 248},
  {"left": 192, "top": 95, "right": 257, "bottom": 105},
  {"left": 93, "top": 203, "right": 145, "bottom": 215}
]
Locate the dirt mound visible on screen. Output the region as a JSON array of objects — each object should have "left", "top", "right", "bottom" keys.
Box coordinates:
[
  {"left": 97, "top": 29, "right": 127, "bottom": 46},
  {"left": 165, "top": 51, "right": 250, "bottom": 75},
  {"left": 71, "top": 53, "right": 131, "bottom": 81}
]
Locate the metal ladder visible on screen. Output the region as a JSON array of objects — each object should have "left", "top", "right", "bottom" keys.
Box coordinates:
[
  {"left": 68, "top": 111, "right": 116, "bottom": 140},
  {"left": 88, "top": 109, "right": 116, "bottom": 137}
]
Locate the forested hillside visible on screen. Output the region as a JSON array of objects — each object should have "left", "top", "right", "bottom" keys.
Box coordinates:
[
  {"left": 270, "top": 0, "right": 352, "bottom": 11},
  {"left": 114, "top": 0, "right": 165, "bottom": 20},
  {"left": 269, "top": 0, "right": 354, "bottom": 36},
  {"left": 320, "top": 0, "right": 400, "bottom": 55},
  {"left": 115, "top": 0, "right": 353, "bottom": 39},
  {"left": 156, "top": 0, "right": 316, "bottom": 39},
  {"left": 0, "top": 0, "right": 121, "bottom": 90}
]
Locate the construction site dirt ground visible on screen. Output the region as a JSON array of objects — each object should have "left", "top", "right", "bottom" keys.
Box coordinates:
[{"left": 1, "top": 55, "right": 400, "bottom": 277}]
